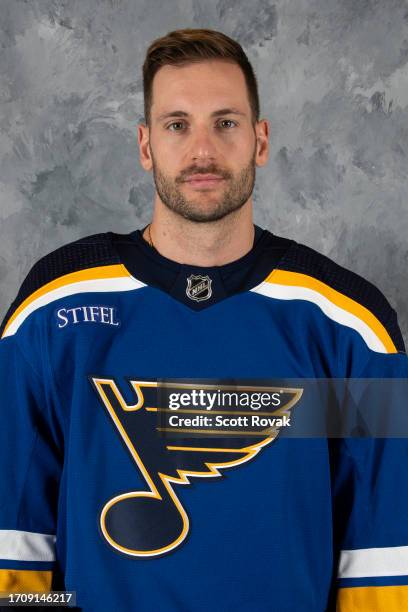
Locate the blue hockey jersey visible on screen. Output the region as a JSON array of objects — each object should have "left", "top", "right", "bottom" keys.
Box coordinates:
[{"left": 0, "top": 225, "right": 407, "bottom": 611}]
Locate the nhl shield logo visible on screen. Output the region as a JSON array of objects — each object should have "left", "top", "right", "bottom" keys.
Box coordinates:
[{"left": 186, "top": 274, "right": 213, "bottom": 302}]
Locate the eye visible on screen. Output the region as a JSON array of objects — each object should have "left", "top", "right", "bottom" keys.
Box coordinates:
[
  {"left": 167, "top": 121, "right": 186, "bottom": 131},
  {"left": 218, "top": 119, "right": 237, "bottom": 129}
]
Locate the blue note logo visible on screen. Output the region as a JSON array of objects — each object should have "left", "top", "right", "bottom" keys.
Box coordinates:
[
  {"left": 89, "top": 377, "right": 302, "bottom": 558},
  {"left": 56, "top": 305, "right": 120, "bottom": 328}
]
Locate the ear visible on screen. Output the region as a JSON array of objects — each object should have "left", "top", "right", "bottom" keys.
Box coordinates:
[
  {"left": 138, "top": 122, "right": 153, "bottom": 172},
  {"left": 255, "top": 119, "right": 269, "bottom": 167}
]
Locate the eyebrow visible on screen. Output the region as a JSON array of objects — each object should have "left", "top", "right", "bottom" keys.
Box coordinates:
[{"left": 156, "top": 108, "right": 246, "bottom": 122}]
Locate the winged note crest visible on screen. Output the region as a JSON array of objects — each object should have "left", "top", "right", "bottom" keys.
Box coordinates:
[{"left": 90, "top": 378, "right": 302, "bottom": 558}]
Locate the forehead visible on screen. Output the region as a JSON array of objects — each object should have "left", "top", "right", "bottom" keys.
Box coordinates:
[{"left": 151, "top": 60, "right": 249, "bottom": 117}]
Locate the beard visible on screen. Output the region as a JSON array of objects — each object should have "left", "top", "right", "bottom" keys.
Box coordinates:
[{"left": 150, "top": 146, "right": 257, "bottom": 223}]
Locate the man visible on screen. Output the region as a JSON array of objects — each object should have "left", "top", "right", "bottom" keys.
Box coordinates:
[{"left": 0, "top": 28, "right": 407, "bottom": 611}]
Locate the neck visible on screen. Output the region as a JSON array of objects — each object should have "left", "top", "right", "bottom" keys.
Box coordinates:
[{"left": 143, "top": 200, "right": 255, "bottom": 267}]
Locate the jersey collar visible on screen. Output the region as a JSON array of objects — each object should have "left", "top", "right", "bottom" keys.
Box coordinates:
[{"left": 110, "top": 224, "right": 293, "bottom": 311}]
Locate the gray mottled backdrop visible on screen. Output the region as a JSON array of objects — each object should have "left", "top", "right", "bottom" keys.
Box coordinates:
[{"left": 0, "top": 0, "right": 407, "bottom": 344}]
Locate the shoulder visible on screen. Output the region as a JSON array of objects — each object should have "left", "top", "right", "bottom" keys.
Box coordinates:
[
  {"left": 17, "top": 232, "right": 120, "bottom": 294},
  {"left": 0, "top": 232, "right": 139, "bottom": 339},
  {"left": 258, "top": 239, "right": 405, "bottom": 354}
]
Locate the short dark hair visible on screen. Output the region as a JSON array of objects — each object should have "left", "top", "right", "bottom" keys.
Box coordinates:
[{"left": 142, "top": 28, "right": 260, "bottom": 127}]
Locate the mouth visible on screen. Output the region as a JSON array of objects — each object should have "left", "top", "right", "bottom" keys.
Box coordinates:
[{"left": 183, "top": 175, "right": 226, "bottom": 189}]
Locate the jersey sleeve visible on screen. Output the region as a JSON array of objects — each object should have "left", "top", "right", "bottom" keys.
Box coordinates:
[
  {"left": 0, "top": 233, "right": 119, "bottom": 598},
  {"left": 0, "top": 296, "right": 63, "bottom": 592},
  {"left": 333, "top": 308, "right": 408, "bottom": 610}
]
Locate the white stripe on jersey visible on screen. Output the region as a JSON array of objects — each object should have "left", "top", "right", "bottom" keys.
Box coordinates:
[
  {"left": 251, "top": 281, "right": 387, "bottom": 353},
  {"left": 4, "top": 276, "right": 145, "bottom": 338},
  {"left": 0, "top": 529, "right": 56, "bottom": 562},
  {"left": 339, "top": 545, "right": 408, "bottom": 578}
]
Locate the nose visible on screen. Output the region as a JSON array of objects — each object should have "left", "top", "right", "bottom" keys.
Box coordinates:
[{"left": 190, "top": 125, "right": 217, "bottom": 162}]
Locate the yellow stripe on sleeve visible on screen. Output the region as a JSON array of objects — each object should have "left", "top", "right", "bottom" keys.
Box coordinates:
[
  {"left": 337, "top": 585, "right": 408, "bottom": 611},
  {"left": 0, "top": 568, "right": 52, "bottom": 591}
]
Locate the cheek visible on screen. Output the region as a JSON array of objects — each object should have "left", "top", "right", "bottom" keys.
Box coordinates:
[
  {"left": 154, "top": 158, "right": 182, "bottom": 183},
  {"left": 220, "top": 134, "right": 254, "bottom": 158},
  {"left": 150, "top": 143, "right": 176, "bottom": 170},
  {"left": 152, "top": 135, "right": 187, "bottom": 166}
]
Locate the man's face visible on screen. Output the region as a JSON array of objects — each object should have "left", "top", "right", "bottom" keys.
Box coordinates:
[{"left": 139, "top": 60, "right": 267, "bottom": 223}]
